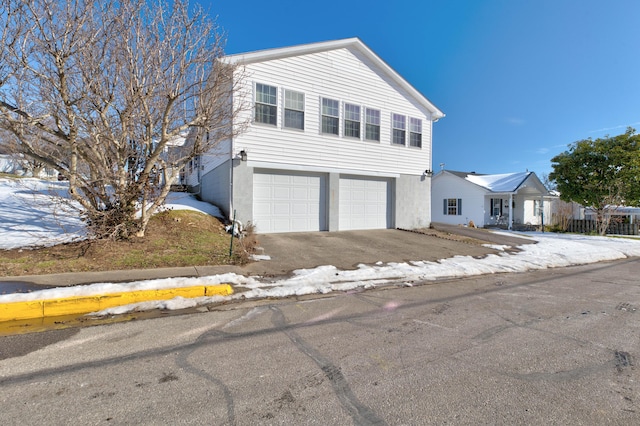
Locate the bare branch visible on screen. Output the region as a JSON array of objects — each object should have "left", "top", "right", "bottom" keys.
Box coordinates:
[{"left": 0, "top": 0, "right": 249, "bottom": 239}]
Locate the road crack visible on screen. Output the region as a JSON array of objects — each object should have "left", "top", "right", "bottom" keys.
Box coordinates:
[{"left": 270, "top": 306, "right": 386, "bottom": 426}]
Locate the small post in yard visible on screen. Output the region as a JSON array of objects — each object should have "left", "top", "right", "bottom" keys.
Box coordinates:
[{"left": 229, "top": 209, "right": 236, "bottom": 257}]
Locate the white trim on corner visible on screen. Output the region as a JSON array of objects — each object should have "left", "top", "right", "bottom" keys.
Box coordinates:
[{"left": 247, "top": 161, "right": 400, "bottom": 178}]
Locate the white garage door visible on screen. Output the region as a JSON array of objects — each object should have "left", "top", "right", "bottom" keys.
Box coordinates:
[
  {"left": 253, "top": 170, "right": 327, "bottom": 233},
  {"left": 339, "top": 175, "right": 392, "bottom": 230}
]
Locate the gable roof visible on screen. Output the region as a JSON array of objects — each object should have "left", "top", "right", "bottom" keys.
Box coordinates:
[
  {"left": 223, "top": 38, "right": 445, "bottom": 120},
  {"left": 441, "top": 170, "right": 548, "bottom": 194}
]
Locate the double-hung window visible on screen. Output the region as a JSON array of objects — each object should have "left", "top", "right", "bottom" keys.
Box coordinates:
[
  {"left": 343, "top": 103, "right": 361, "bottom": 138},
  {"left": 491, "top": 198, "right": 503, "bottom": 217},
  {"left": 392, "top": 113, "right": 406, "bottom": 145},
  {"left": 409, "top": 117, "right": 422, "bottom": 148},
  {"left": 255, "top": 83, "right": 277, "bottom": 126},
  {"left": 444, "top": 198, "right": 462, "bottom": 215},
  {"left": 321, "top": 98, "right": 339, "bottom": 135},
  {"left": 284, "top": 89, "right": 304, "bottom": 130},
  {"left": 365, "top": 108, "right": 380, "bottom": 141}
]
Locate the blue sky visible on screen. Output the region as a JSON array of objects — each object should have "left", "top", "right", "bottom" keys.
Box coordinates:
[{"left": 203, "top": 0, "right": 640, "bottom": 177}]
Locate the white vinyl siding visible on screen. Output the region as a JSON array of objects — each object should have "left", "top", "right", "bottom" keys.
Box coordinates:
[{"left": 233, "top": 47, "right": 433, "bottom": 176}]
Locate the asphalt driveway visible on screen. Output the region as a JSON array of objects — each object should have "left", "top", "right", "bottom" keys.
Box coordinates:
[{"left": 243, "top": 225, "right": 534, "bottom": 277}]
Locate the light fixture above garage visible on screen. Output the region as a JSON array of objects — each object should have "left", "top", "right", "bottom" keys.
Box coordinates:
[{"left": 424, "top": 169, "right": 433, "bottom": 177}]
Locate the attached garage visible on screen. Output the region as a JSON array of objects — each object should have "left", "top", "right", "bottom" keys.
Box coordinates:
[
  {"left": 339, "top": 175, "right": 392, "bottom": 230},
  {"left": 253, "top": 170, "right": 327, "bottom": 233}
]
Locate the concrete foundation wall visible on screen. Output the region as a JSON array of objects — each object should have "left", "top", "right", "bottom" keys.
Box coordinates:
[
  {"left": 199, "top": 160, "right": 231, "bottom": 218},
  {"left": 395, "top": 174, "right": 431, "bottom": 229},
  {"left": 231, "top": 160, "right": 254, "bottom": 227},
  {"left": 327, "top": 173, "right": 340, "bottom": 231}
]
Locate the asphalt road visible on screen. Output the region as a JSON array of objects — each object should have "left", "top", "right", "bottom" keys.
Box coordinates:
[{"left": 1, "top": 259, "right": 639, "bottom": 425}]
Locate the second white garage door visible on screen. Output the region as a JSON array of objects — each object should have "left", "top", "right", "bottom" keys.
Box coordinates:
[
  {"left": 339, "top": 175, "right": 392, "bottom": 230},
  {"left": 253, "top": 170, "right": 327, "bottom": 233}
]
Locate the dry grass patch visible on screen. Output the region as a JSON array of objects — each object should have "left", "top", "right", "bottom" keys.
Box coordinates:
[{"left": 0, "top": 210, "right": 257, "bottom": 276}]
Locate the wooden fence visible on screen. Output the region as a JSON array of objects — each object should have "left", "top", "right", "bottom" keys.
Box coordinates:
[{"left": 566, "top": 220, "right": 639, "bottom": 236}]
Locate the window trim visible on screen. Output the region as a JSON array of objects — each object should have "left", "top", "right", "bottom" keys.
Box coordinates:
[
  {"left": 283, "top": 88, "right": 305, "bottom": 130},
  {"left": 365, "top": 107, "right": 381, "bottom": 142},
  {"left": 392, "top": 113, "right": 406, "bottom": 146},
  {"left": 254, "top": 83, "right": 278, "bottom": 126},
  {"left": 490, "top": 198, "right": 503, "bottom": 217},
  {"left": 409, "top": 117, "right": 422, "bottom": 148},
  {"left": 343, "top": 103, "right": 361, "bottom": 139},
  {"left": 321, "top": 97, "right": 340, "bottom": 136}
]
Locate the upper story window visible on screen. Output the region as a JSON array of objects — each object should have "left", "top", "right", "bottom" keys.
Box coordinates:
[
  {"left": 284, "top": 89, "right": 304, "bottom": 130},
  {"left": 392, "top": 113, "right": 406, "bottom": 145},
  {"left": 255, "top": 83, "right": 277, "bottom": 126},
  {"left": 409, "top": 117, "right": 422, "bottom": 148},
  {"left": 321, "top": 98, "right": 339, "bottom": 135},
  {"left": 343, "top": 103, "right": 361, "bottom": 138},
  {"left": 365, "top": 108, "right": 380, "bottom": 141}
]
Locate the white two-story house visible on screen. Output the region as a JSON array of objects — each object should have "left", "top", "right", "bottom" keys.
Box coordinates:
[{"left": 183, "top": 38, "right": 444, "bottom": 233}]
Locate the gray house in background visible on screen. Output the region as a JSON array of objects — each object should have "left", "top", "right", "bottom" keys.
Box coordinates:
[{"left": 182, "top": 38, "right": 444, "bottom": 233}]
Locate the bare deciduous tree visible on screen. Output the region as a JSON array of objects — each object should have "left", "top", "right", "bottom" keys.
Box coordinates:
[{"left": 0, "top": 0, "right": 247, "bottom": 238}]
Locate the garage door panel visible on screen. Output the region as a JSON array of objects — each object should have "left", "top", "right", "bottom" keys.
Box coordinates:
[
  {"left": 291, "top": 187, "right": 310, "bottom": 199},
  {"left": 273, "top": 187, "right": 293, "bottom": 200},
  {"left": 339, "top": 175, "right": 392, "bottom": 230},
  {"left": 291, "top": 203, "right": 311, "bottom": 215},
  {"left": 253, "top": 170, "right": 326, "bottom": 233}
]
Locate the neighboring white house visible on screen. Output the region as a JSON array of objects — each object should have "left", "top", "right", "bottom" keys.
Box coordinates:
[
  {"left": 183, "top": 38, "right": 444, "bottom": 233},
  {"left": 431, "top": 170, "right": 552, "bottom": 229}
]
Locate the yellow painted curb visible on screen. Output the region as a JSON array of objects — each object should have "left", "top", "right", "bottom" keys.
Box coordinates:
[{"left": 0, "top": 284, "right": 233, "bottom": 322}]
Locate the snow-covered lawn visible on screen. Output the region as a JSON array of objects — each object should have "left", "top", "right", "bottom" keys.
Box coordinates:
[
  {"left": 1, "top": 177, "right": 640, "bottom": 315},
  {"left": 0, "top": 178, "right": 224, "bottom": 250}
]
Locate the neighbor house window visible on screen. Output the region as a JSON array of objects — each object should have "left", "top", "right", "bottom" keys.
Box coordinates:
[
  {"left": 365, "top": 108, "right": 380, "bottom": 141},
  {"left": 392, "top": 113, "right": 406, "bottom": 145},
  {"left": 343, "top": 103, "right": 361, "bottom": 138},
  {"left": 284, "top": 89, "right": 304, "bottom": 130},
  {"left": 491, "top": 198, "right": 502, "bottom": 217},
  {"left": 444, "top": 198, "right": 462, "bottom": 215},
  {"left": 255, "top": 83, "right": 277, "bottom": 125},
  {"left": 321, "top": 98, "right": 339, "bottom": 135},
  {"left": 409, "top": 117, "right": 422, "bottom": 148}
]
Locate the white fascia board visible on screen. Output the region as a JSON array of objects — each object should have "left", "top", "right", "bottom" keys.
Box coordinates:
[
  {"left": 222, "top": 38, "right": 445, "bottom": 120},
  {"left": 247, "top": 161, "right": 400, "bottom": 178}
]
